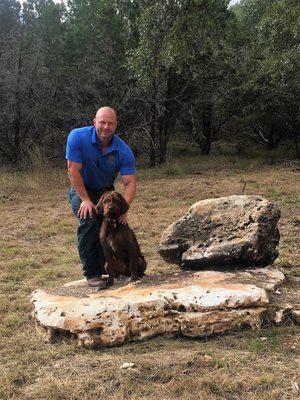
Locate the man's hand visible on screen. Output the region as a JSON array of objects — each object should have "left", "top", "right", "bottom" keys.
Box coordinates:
[
  {"left": 78, "top": 200, "right": 97, "bottom": 219},
  {"left": 119, "top": 212, "right": 128, "bottom": 225}
]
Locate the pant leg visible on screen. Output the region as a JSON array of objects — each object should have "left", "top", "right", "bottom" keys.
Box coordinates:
[{"left": 67, "top": 187, "right": 106, "bottom": 278}]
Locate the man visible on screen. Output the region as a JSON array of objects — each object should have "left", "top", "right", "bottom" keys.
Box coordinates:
[{"left": 66, "top": 107, "right": 136, "bottom": 288}]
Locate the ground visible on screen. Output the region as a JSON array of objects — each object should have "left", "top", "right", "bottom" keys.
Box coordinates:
[{"left": 0, "top": 150, "right": 299, "bottom": 400}]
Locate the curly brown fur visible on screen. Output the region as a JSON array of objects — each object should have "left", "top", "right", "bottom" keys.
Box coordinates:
[{"left": 96, "top": 191, "right": 147, "bottom": 287}]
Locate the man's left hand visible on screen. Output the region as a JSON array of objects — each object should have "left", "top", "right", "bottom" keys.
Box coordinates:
[{"left": 119, "top": 212, "right": 128, "bottom": 225}]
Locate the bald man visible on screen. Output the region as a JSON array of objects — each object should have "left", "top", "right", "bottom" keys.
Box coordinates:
[{"left": 66, "top": 107, "right": 136, "bottom": 288}]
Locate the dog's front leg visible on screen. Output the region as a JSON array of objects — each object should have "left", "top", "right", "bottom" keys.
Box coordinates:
[
  {"left": 106, "top": 260, "right": 114, "bottom": 287},
  {"left": 129, "top": 254, "right": 139, "bottom": 282},
  {"left": 101, "top": 243, "right": 115, "bottom": 287}
]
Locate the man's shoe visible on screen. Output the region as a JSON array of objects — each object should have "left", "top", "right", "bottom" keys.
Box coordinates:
[{"left": 87, "top": 276, "right": 107, "bottom": 288}]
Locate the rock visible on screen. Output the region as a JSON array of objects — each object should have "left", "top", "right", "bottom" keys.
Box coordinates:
[
  {"left": 158, "top": 195, "right": 280, "bottom": 269},
  {"left": 202, "top": 355, "right": 212, "bottom": 363},
  {"left": 120, "top": 362, "right": 135, "bottom": 369},
  {"left": 31, "top": 267, "right": 285, "bottom": 348},
  {"left": 292, "top": 309, "right": 300, "bottom": 325},
  {"left": 273, "top": 304, "right": 293, "bottom": 325},
  {"left": 291, "top": 381, "right": 300, "bottom": 395}
]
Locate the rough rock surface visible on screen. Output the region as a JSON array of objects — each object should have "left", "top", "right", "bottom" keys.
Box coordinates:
[
  {"left": 158, "top": 195, "right": 280, "bottom": 269},
  {"left": 31, "top": 268, "right": 285, "bottom": 348}
]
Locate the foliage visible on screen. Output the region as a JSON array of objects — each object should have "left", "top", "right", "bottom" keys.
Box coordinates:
[
  {"left": 0, "top": 0, "right": 299, "bottom": 165},
  {"left": 232, "top": 0, "right": 300, "bottom": 153}
]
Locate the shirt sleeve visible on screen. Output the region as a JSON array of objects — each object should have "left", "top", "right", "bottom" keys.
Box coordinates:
[
  {"left": 120, "top": 147, "right": 136, "bottom": 176},
  {"left": 65, "top": 130, "right": 83, "bottom": 163}
]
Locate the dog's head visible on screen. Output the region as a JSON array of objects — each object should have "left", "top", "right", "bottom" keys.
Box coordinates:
[{"left": 96, "top": 191, "right": 129, "bottom": 218}]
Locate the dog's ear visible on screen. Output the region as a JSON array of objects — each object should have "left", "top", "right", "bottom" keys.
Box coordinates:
[
  {"left": 95, "top": 199, "right": 103, "bottom": 215},
  {"left": 119, "top": 194, "right": 129, "bottom": 215}
]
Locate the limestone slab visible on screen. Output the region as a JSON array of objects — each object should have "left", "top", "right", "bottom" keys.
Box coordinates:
[{"left": 31, "top": 268, "right": 285, "bottom": 348}]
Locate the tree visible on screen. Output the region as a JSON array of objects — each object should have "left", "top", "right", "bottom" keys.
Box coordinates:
[
  {"left": 126, "top": 1, "right": 180, "bottom": 166},
  {"left": 0, "top": 0, "right": 67, "bottom": 163},
  {"left": 167, "top": 0, "right": 236, "bottom": 155},
  {"left": 232, "top": 0, "right": 300, "bottom": 155},
  {"left": 0, "top": 0, "right": 20, "bottom": 34},
  {"left": 127, "top": 0, "right": 237, "bottom": 164},
  {"left": 64, "top": 0, "right": 128, "bottom": 117}
]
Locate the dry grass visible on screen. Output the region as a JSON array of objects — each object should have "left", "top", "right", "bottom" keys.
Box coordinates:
[{"left": 0, "top": 153, "right": 299, "bottom": 400}]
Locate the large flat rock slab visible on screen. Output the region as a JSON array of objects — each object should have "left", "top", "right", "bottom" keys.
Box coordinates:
[
  {"left": 158, "top": 195, "right": 280, "bottom": 269},
  {"left": 31, "top": 268, "right": 285, "bottom": 348}
]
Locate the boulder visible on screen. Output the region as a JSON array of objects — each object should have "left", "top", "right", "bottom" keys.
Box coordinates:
[
  {"left": 31, "top": 268, "right": 285, "bottom": 348},
  {"left": 292, "top": 309, "right": 300, "bottom": 325},
  {"left": 158, "top": 195, "right": 280, "bottom": 269}
]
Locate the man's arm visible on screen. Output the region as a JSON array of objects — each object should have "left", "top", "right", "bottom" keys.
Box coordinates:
[
  {"left": 119, "top": 174, "right": 137, "bottom": 224},
  {"left": 122, "top": 174, "right": 137, "bottom": 205},
  {"left": 68, "top": 160, "right": 95, "bottom": 219}
]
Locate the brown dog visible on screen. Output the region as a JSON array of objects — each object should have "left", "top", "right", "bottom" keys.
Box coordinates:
[{"left": 96, "top": 191, "right": 146, "bottom": 287}]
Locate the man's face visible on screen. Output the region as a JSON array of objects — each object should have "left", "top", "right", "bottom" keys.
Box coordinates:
[{"left": 94, "top": 109, "right": 117, "bottom": 147}]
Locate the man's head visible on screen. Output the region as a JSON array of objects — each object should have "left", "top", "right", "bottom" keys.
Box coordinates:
[{"left": 94, "top": 107, "right": 117, "bottom": 147}]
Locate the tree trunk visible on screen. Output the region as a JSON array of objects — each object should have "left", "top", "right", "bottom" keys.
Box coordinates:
[
  {"left": 200, "top": 103, "right": 213, "bottom": 154},
  {"left": 159, "top": 120, "right": 168, "bottom": 164},
  {"left": 149, "top": 145, "right": 156, "bottom": 167},
  {"left": 294, "top": 130, "right": 300, "bottom": 159},
  {"left": 158, "top": 68, "right": 172, "bottom": 164},
  {"left": 13, "top": 42, "right": 22, "bottom": 163},
  {"left": 149, "top": 102, "right": 156, "bottom": 168},
  {"left": 267, "top": 123, "right": 275, "bottom": 149}
]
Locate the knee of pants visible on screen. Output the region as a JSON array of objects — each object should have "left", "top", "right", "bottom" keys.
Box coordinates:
[
  {"left": 68, "top": 188, "right": 81, "bottom": 216},
  {"left": 78, "top": 216, "right": 100, "bottom": 234}
]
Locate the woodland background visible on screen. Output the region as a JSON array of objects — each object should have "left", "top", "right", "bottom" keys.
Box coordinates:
[{"left": 0, "top": 0, "right": 299, "bottom": 167}]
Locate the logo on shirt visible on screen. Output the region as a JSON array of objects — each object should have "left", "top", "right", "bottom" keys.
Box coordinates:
[{"left": 108, "top": 154, "right": 115, "bottom": 164}]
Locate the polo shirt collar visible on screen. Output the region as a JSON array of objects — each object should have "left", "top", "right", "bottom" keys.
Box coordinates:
[
  {"left": 92, "top": 128, "right": 98, "bottom": 144},
  {"left": 92, "top": 128, "right": 118, "bottom": 154}
]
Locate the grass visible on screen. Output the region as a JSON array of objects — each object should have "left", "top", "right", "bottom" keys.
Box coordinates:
[{"left": 0, "top": 147, "right": 299, "bottom": 399}]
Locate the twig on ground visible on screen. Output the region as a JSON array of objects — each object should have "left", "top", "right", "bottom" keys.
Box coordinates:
[
  {"left": 241, "top": 181, "right": 247, "bottom": 194},
  {"left": 0, "top": 188, "right": 16, "bottom": 201}
]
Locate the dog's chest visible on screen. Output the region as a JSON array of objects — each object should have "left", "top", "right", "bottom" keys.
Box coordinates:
[
  {"left": 100, "top": 223, "right": 129, "bottom": 256},
  {"left": 103, "top": 232, "right": 124, "bottom": 256},
  {"left": 107, "top": 237, "right": 117, "bottom": 253}
]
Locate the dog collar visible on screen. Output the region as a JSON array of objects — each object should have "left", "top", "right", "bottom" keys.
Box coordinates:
[{"left": 105, "top": 217, "right": 118, "bottom": 228}]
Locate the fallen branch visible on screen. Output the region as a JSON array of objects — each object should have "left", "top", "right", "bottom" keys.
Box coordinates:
[{"left": 0, "top": 188, "right": 16, "bottom": 201}]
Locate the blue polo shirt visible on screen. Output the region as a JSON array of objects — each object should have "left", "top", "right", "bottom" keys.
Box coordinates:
[{"left": 65, "top": 126, "right": 136, "bottom": 190}]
